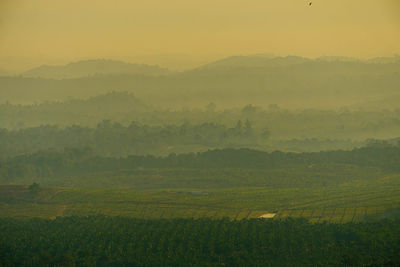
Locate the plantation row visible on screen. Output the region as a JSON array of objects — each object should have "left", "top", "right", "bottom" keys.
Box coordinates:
[{"left": 1, "top": 216, "right": 400, "bottom": 266}]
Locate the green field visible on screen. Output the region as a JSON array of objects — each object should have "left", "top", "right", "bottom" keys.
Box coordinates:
[{"left": 2, "top": 169, "right": 400, "bottom": 222}]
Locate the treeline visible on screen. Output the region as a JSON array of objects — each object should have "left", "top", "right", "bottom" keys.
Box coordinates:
[
  {"left": 0, "top": 120, "right": 264, "bottom": 157},
  {"left": 0, "top": 92, "right": 149, "bottom": 129},
  {"left": 1, "top": 145, "right": 399, "bottom": 182},
  {"left": 1, "top": 92, "right": 400, "bottom": 144},
  {"left": 1, "top": 216, "right": 399, "bottom": 266}
]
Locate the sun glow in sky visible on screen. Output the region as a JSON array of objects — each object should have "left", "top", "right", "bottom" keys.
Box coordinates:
[{"left": 0, "top": 0, "right": 399, "bottom": 70}]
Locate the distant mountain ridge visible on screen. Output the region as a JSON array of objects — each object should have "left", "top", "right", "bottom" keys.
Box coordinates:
[
  {"left": 195, "top": 55, "right": 310, "bottom": 70},
  {"left": 21, "top": 59, "right": 171, "bottom": 79},
  {"left": 195, "top": 55, "right": 400, "bottom": 70},
  {"left": 2, "top": 55, "right": 400, "bottom": 109}
]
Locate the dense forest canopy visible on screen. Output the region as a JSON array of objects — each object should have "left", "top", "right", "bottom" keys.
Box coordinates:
[{"left": 1, "top": 216, "right": 400, "bottom": 266}]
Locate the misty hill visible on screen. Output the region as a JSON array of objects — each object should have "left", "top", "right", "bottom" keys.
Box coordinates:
[
  {"left": 192, "top": 55, "right": 400, "bottom": 75},
  {"left": 196, "top": 55, "right": 310, "bottom": 69},
  {"left": 367, "top": 55, "right": 400, "bottom": 64},
  {"left": 351, "top": 94, "right": 400, "bottom": 111},
  {"left": 1, "top": 56, "right": 400, "bottom": 109},
  {"left": 21, "top": 59, "right": 171, "bottom": 79},
  {"left": 0, "top": 68, "right": 8, "bottom": 76},
  {"left": 0, "top": 92, "right": 149, "bottom": 128}
]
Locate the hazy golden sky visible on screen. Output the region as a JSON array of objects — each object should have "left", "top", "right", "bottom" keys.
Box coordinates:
[{"left": 0, "top": 0, "right": 399, "bottom": 70}]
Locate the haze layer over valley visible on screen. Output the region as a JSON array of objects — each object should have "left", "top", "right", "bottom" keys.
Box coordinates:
[
  {"left": 1, "top": 1, "right": 400, "bottom": 265},
  {"left": 1, "top": 55, "right": 400, "bottom": 110}
]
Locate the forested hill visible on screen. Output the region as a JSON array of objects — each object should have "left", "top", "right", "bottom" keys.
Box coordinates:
[
  {"left": 0, "top": 120, "right": 266, "bottom": 157},
  {"left": 1, "top": 92, "right": 400, "bottom": 150},
  {"left": 1, "top": 145, "right": 399, "bottom": 183}
]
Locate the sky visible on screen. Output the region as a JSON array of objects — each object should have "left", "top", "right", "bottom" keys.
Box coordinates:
[{"left": 0, "top": 0, "right": 399, "bottom": 71}]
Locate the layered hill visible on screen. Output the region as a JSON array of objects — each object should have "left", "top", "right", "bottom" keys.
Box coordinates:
[
  {"left": 1, "top": 56, "right": 399, "bottom": 109},
  {"left": 21, "top": 59, "right": 171, "bottom": 79}
]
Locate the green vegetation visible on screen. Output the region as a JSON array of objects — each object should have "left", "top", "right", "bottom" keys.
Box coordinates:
[
  {"left": 1, "top": 145, "right": 399, "bottom": 223},
  {"left": 1, "top": 91, "right": 399, "bottom": 153},
  {"left": 0, "top": 120, "right": 263, "bottom": 157},
  {"left": 1, "top": 216, "right": 400, "bottom": 266},
  {"left": 1, "top": 56, "right": 400, "bottom": 265},
  {"left": 1, "top": 165, "right": 400, "bottom": 222},
  {"left": 28, "top": 182, "right": 41, "bottom": 194},
  {"left": 1, "top": 145, "right": 399, "bottom": 183}
]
